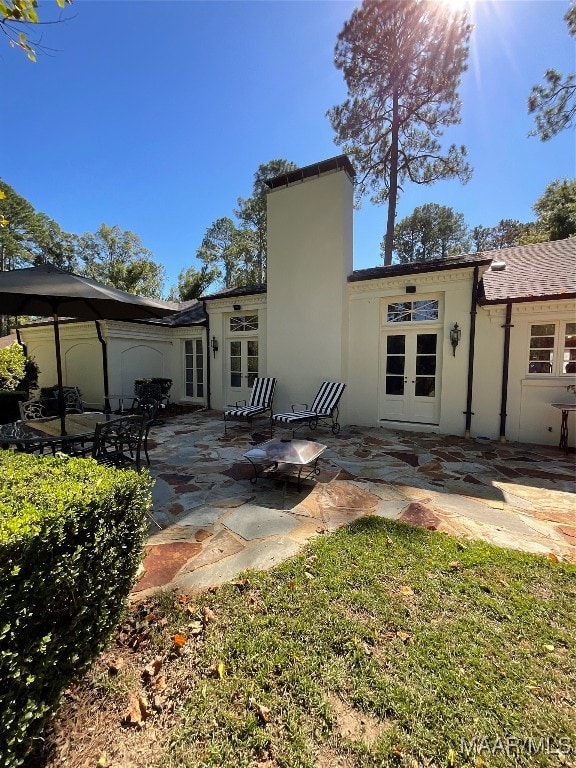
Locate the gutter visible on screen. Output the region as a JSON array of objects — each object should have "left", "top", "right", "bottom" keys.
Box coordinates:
[
  {"left": 463, "top": 266, "right": 479, "bottom": 437},
  {"left": 203, "top": 300, "right": 211, "bottom": 410},
  {"left": 499, "top": 302, "right": 514, "bottom": 442}
]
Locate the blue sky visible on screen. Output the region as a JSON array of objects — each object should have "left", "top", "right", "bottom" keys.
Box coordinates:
[{"left": 2, "top": 0, "right": 574, "bottom": 295}]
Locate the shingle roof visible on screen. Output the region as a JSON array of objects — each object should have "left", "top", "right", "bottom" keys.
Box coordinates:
[
  {"left": 203, "top": 284, "right": 267, "bottom": 300},
  {"left": 143, "top": 299, "right": 207, "bottom": 326},
  {"left": 349, "top": 253, "right": 492, "bottom": 282},
  {"left": 478, "top": 239, "right": 576, "bottom": 304}
]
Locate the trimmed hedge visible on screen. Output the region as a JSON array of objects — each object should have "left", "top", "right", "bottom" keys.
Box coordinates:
[
  {"left": 0, "top": 452, "right": 153, "bottom": 767},
  {"left": 0, "top": 390, "right": 27, "bottom": 424}
]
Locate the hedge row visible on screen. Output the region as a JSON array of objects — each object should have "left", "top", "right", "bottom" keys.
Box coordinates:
[{"left": 0, "top": 452, "right": 153, "bottom": 767}]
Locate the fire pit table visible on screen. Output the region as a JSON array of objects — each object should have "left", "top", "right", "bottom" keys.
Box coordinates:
[{"left": 243, "top": 438, "right": 327, "bottom": 490}]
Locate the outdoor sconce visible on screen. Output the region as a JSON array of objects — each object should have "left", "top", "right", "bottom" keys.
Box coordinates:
[
  {"left": 450, "top": 322, "right": 461, "bottom": 356},
  {"left": 210, "top": 335, "right": 219, "bottom": 358}
]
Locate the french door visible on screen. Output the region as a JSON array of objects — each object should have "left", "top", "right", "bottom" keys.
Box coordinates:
[
  {"left": 379, "top": 330, "right": 441, "bottom": 424},
  {"left": 227, "top": 338, "right": 259, "bottom": 405}
]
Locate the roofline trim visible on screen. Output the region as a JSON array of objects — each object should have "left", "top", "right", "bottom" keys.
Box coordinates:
[
  {"left": 265, "top": 155, "right": 356, "bottom": 190},
  {"left": 478, "top": 292, "right": 576, "bottom": 306},
  {"left": 348, "top": 256, "right": 493, "bottom": 282}
]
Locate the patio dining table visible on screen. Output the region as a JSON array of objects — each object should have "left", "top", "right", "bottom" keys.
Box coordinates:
[{"left": 0, "top": 412, "right": 124, "bottom": 454}]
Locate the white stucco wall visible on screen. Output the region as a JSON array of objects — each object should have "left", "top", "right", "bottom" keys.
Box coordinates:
[
  {"left": 347, "top": 266, "right": 482, "bottom": 436},
  {"left": 205, "top": 294, "right": 267, "bottom": 411},
  {"left": 266, "top": 167, "right": 353, "bottom": 417},
  {"left": 474, "top": 300, "right": 576, "bottom": 447},
  {"left": 19, "top": 320, "right": 208, "bottom": 409}
]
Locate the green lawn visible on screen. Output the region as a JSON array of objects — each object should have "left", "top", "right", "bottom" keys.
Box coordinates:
[{"left": 134, "top": 518, "right": 576, "bottom": 768}]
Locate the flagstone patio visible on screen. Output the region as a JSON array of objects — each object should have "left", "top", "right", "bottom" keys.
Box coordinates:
[{"left": 133, "top": 410, "right": 575, "bottom": 597}]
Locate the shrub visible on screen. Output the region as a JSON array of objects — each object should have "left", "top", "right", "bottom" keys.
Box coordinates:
[
  {"left": 0, "top": 452, "right": 153, "bottom": 767},
  {"left": 134, "top": 377, "right": 172, "bottom": 398},
  {"left": 0, "top": 390, "right": 27, "bottom": 424},
  {"left": 0, "top": 343, "right": 26, "bottom": 391}
]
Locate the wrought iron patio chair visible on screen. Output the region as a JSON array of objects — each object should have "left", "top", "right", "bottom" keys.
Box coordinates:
[
  {"left": 17, "top": 399, "right": 56, "bottom": 454},
  {"left": 223, "top": 377, "right": 277, "bottom": 433},
  {"left": 51, "top": 386, "right": 102, "bottom": 414},
  {"left": 271, "top": 381, "right": 346, "bottom": 437},
  {"left": 131, "top": 396, "right": 160, "bottom": 465},
  {"left": 19, "top": 399, "right": 47, "bottom": 421},
  {"left": 91, "top": 414, "right": 145, "bottom": 472}
]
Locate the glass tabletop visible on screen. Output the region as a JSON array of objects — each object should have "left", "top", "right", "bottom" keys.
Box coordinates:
[{"left": 0, "top": 413, "right": 123, "bottom": 446}]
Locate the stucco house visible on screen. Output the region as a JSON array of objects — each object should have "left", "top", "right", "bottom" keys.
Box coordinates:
[{"left": 18, "top": 155, "right": 576, "bottom": 448}]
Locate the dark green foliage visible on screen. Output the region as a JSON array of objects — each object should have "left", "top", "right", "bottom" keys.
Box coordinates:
[
  {"left": 134, "top": 377, "right": 173, "bottom": 397},
  {"left": 0, "top": 452, "right": 153, "bottom": 767},
  {"left": 0, "top": 390, "right": 27, "bottom": 424}
]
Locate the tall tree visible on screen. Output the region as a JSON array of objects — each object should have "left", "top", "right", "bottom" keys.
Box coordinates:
[
  {"left": 0, "top": 180, "right": 76, "bottom": 272},
  {"left": 390, "top": 203, "right": 469, "bottom": 263},
  {"left": 533, "top": 179, "right": 576, "bottom": 240},
  {"left": 76, "top": 224, "right": 166, "bottom": 298},
  {"left": 528, "top": 3, "right": 576, "bottom": 141},
  {"left": 235, "top": 159, "right": 297, "bottom": 283},
  {"left": 195, "top": 217, "right": 242, "bottom": 290},
  {"left": 169, "top": 264, "right": 219, "bottom": 302},
  {"left": 328, "top": 0, "right": 472, "bottom": 265}
]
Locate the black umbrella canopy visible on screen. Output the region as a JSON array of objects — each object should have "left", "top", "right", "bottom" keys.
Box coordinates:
[
  {"left": 0, "top": 263, "right": 177, "bottom": 320},
  {"left": 0, "top": 263, "right": 178, "bottom": 435}
]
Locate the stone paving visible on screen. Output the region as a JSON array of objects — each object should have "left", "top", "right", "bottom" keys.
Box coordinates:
[{"left": 133, "top": 410, "right": 576, "bottom": 598}]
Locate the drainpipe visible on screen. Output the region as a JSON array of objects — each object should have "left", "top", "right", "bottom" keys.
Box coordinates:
[
  {"left": 203, "top": 300, "right": 211, "bottom": 410},
  {"left": 15, "top": 328, "right": 27, "bottom": 357},
  {"left": 95, "top": 321, "right": 110, "bottom": 410},
  {"left": 464, "top": 266, "right": 479, "bottom": 438},
  {"left": 499, "top": 302, "right": 513, "bottom": 442}
]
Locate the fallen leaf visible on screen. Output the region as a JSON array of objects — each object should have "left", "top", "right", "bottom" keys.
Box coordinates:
[
  {"left": 235, "top": 578, "right": 250, "bottom": 591},
  {"left": 138, "top": 695, "right": 150, "bottom": 720},
  {"left": 154, "top": 674, "right": 167, "bottom": 693},
  {"left": 96, "top": 754, "right": 108, "bottom": 768},
  {"left": 543, "top": 644, "right": 555, "bottom": 652},
  {"left": 304, "top": 571, "right": 315, "bottom": 580},
  {"left": 143, "top": 656, "right": 164, "bottom": 679},
  {"left": 173, "top": 633, "right": 187, "bottom": 649},
  {"left": 315, "top": 526, "right": 326, "bottom": 534},
  {"left": 548, "top": 552, "right": 559, "bottom": 563},
  {"left": 399, "top": 586, "right": 414, "bottom": 597},
  {"left": 178, "top": 594, "right": 189, "bottom": 604},
  {"left": 217, "top": 660, "right": 226, "bottom": 679},
  {"left": 397, "top": 631, "right": 411, "bottom": 643},
  {"left": 108, "top": 656, "right": 125, "bottom": 675},
  {"left": 449, "top": 561, "right": 461, "bottom": 569},
  {"left": 255, "top": 702, "right": 271, "bottom": 723},
  {"left": 203, "top": 606, "right": 216, "bottom": 624},
  {"left": 288, "top": 580, "right": 296, "bottom": 590},
  {"left": 145, "top": 613, "right": 156, "bottom": 623},
  {"left": 123, "top": 694, "right": 144, "bottom": 726},
  {"left": 153, "top": 694, "right": 166, "bottom": 712},
  {"left": 188, "top": 620, "right": 203, "bottom": 635}
]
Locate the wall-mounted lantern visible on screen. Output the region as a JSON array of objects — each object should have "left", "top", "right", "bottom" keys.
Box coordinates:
[
  {"left": 449, "top": 322, "right": 461, "bottom": 356},
  {"left": 210, "top": 335, "right": 219, "bottom": 358}
]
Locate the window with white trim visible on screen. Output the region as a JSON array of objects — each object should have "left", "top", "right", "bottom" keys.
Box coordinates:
[
  {"left": 387, "top": 299, "right": 439, "bottom": 323},
  {"left": 230, "top": 314, "right": 258, "bottom": 332},
  {"left": 528, "top": 322, "right": 576, "bottom": 375}
]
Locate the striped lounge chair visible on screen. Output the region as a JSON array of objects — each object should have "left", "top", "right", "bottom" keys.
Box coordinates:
[
  {"left": 224, "top": 377, "right": 277, "bottom": 433},
  {"left": 271, "top": 381, "right": 346, "bottom": 437}
]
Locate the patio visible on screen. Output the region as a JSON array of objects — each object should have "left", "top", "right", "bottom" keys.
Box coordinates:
[{"left": 135, "top": 410, "right": 576, "bottom": 597}]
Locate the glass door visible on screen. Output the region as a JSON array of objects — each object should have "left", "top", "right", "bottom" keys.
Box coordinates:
[
  {"left": 380, "top": 331, "right": 440, "bottom": 424},
  {"left": 228, "top": 338, "right": 259, "bottom": 404}
]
